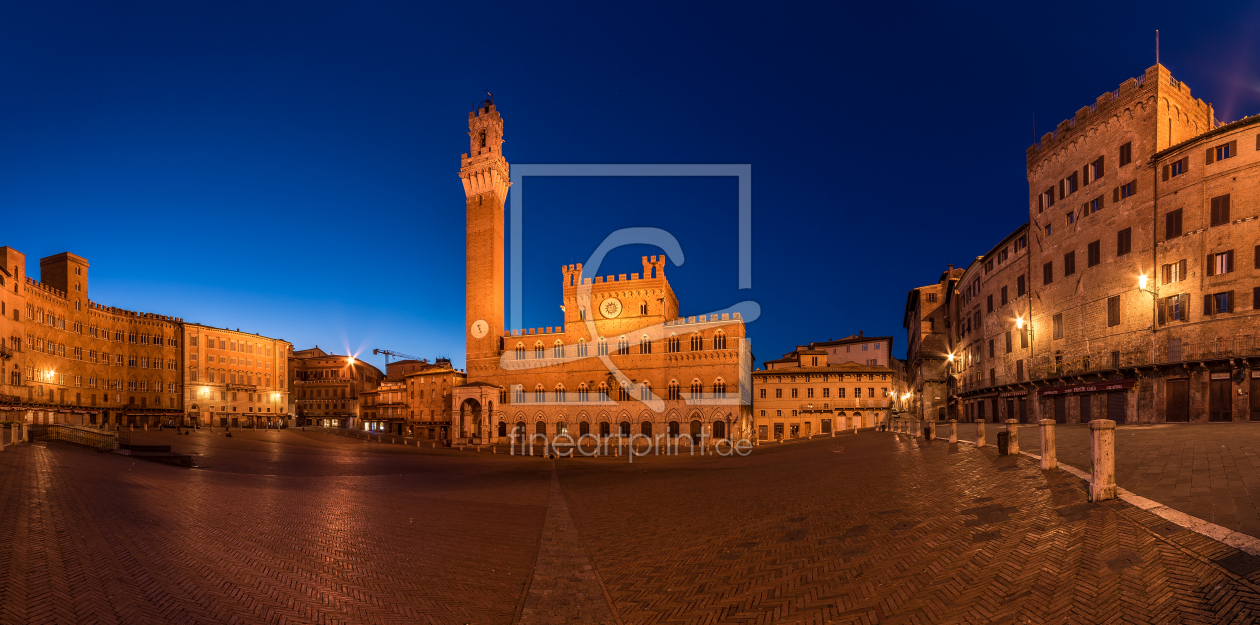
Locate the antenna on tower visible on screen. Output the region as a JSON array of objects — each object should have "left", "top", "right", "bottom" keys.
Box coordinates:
[{"left": 1156, "top": 29, "right": 1160, "bottom": 66}]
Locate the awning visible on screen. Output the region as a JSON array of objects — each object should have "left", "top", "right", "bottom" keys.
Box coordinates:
[{"left": 1038, "top": 379, "right": 1136, "bottom": 396}]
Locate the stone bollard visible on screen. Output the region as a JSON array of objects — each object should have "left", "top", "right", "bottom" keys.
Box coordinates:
[
  {"left": 1004, "top": 419, "right": 1019, "bottom": 455},
  {"left": 144, "top": 423, "right": 148, "bottom": 431},
  {"left": 1039, "top": 419, "right": 1058, "bottom": 470},
  {"left": 912, "top": 419, "right": 921, "bottom": 438},
  {"left": 925, "top": 419, "right": 936, "bottom": 441},
  {"left": 975, "top": 419, "right": 986, "bottom": 448},
  {"left": 1090, "top": 419, "right": 1117, "bottom": 502}
]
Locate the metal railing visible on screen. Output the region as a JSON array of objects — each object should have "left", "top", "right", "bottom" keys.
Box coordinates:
[
  {"left": 956, "top": 334, "right": 1260, "bottom": 394},
  {"left": 35, "top": 424, "right": 118, "bottom": 451}
]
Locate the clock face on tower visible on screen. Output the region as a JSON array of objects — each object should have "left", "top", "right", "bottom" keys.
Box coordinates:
[
  {"left": 601, "top": 298, "right": 623, "bottom": 319},
  {"left": 470, "top": 319, "right": 489, "bottom": 339}
]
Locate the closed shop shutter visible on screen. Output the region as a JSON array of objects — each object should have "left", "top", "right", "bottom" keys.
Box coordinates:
[
  {"left": 1054, "top": 395, "right": 1067, "bottom": 424},
  {"left": 1079, "top": 394, "right": 1092, "bottom": 423},
  {"left": 1107, "top": 391, "right": 1127, "bottom": 424},
  {"left": 1210, "top": 378, "right": 1232, "bottom": 422}
]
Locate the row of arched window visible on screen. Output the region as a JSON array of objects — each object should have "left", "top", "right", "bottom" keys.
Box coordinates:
[
  {"left": 503, "top": 419, "right": 728, "bottom": 439},
  {"left": 503, "top": 378, "right": 728, "bottom": 403},
  {"left": 513, "top": 331, "right": 729, "bottom": 360}
]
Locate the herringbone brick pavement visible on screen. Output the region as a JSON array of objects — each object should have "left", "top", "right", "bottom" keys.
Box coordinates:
[{"left": 6, "top": 429, "right": 1260, "bottom": 623}]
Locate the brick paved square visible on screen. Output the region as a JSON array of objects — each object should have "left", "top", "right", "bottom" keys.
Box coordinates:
[{"left": 4, "top": 429, "right": 1260, "bottom": 623}]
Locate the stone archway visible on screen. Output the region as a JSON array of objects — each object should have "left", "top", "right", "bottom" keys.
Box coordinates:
[{"left": 458, "top": 398, "right": 482, "bottom": 442}]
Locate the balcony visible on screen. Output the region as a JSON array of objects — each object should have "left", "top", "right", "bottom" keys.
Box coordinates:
[
  {"left": 954, "top": 334, "right": 1260, "bottom": 395},
  {"left": 798, "top": 399, "right": 891, "bottom": 412}
]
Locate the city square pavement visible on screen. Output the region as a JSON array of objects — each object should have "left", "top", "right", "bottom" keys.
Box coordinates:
[
  {"left": 5, "top": 430, "right": 1260, "bottom": 623},
  {"left": 955, "top": 421, "right": 1260, "bottom": 540}
]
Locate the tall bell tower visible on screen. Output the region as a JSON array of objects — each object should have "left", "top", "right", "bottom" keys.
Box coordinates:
[{"left": 460, "top": 101, "right": 509, "bottom": 367}]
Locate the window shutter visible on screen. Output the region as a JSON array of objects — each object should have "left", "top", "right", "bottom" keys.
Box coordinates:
[
  {"left": 1181, "top": 293, "right": 1189, "bottom": 322},
  {"left": 1230, "top": 140, "right": 1237, "bottom": 157},
  {"left": 1256, "top": 134, "right": 1260, "bottom": 151},
  {"left": 1205, "top": 294, "right": 1214, "bottom": 315},
  {"left": 1255, "top": 245, "right": 1260, "bottom": 269},
  {"left": 1099, "top": 196, "right": 1104, "bottom": 210},
  {"left": 1211, "top": 196, "right": 1220, "bottom": 224},
  {"left": 1059, "top": 179, "right": 1064, "bottom": 198},
  {"left": 1163, "top": 165, "right": 1170, "bottom": 181},
  {"left": 1038, "top": 194, "right": 1044, "bottom": 211},
  {"left": 1182, "top": 156, "right": 1189, "bottom": 171},
  {"left": 1161, "top": 264, "right": 1170, "bottom": 285},
  {"left": 1228, "top": 290, "right": 1235, "bottom": 313},
  {"left": 1207, "top": 147, "right": 1215, "bottom": 164},
  {"left": 1158, "top": 299, "right": 1166, "bottom": 324},
  {"left": 1083, "top": 165, "right": 1089, "bottom": 183},
  {"left": 1098, "top": 155, "right": 1104, "bottom": 174},
  {"left": 1113, "top": 187, "right": 1119, "bottom": 202},
  {"left": 1207, "top": 254, "right": 1215, "bottom": 276},
  {"left": 1227, "top": 249, "right": 1234, "bottom": 272},
  {"left": 1255, "top": 287, "right": 1260, "bottom": 311},
  {"left": 1223, "top": 194, "right": 1231, "bottom": 221},
  {"left": 1131, "top": 179, "right": 1136, "bottom": 193},
  {"left": 1179, "top": 259, "right": 1187, "bottom": 279}
]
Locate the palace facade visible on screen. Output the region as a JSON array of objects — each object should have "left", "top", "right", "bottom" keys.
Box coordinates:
[
  {"left": 290, "top": 346, "right": 384, "bottom": 428},
  {"left": 449, "top": 103, "right": 753, "bottom": 444},
  {"left": 0, "top": 246, "right": 291, "bottom": 428},
  {"left": 907, "top": 64, "right": 1260, "bottom": 425}
]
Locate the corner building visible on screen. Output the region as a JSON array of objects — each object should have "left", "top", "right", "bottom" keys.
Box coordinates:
[
  {"left": 450, "top": 103, "right": 752, "bottom": 444},
  {"left": 930, "top": 64, "right": 1260, "bottom": 425}
]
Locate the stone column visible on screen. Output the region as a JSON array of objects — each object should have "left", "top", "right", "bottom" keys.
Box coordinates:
[
  {"left": 1039, "top": 419, "right": 1057, "bottom": 470},
  {"left": 948, "top": 419, "right": 957, "bottom": 443},
  {"left": 975, "top": 419, "right": 986, "bottom": 447},
  {"left": 1090, "top": 419, "right": 1117, "bottom": 502},
  {"left": 1004, "top": 419, "right": 1019, "bottom": 455}
]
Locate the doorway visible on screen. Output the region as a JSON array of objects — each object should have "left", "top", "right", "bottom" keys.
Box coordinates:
[
  {"left": 689, "top": 420, "right": 702, "bottom": 443},
  {"left": 1210, "top": 377, "right": 1232, "bottom": 422},
  {"left": 1079, "top": 394, "right": 1092, "bottom": 424},
  {"left": 1054, "top": 395, "right": 1066, "bottom": 424},
  {"left": 1107, "top": 392, "right": 1127, "bottom": 424},
  {"left": 1165, "top": 379, "right": 1189, "bottom": 422}
]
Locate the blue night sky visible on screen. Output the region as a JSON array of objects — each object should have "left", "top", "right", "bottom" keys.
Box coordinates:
[{"left": 2, "top": 1, "right": 1259, "bottom": 371}]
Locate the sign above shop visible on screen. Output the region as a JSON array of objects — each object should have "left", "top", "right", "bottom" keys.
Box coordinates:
[{"left": 1037, "top": 379, "right": 1136, "bottom": 396}]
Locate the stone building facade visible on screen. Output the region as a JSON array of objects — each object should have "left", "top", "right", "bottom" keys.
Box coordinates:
[
  {"left": 914, "top": 64, "right": 1260, "bottom": 425},
  {"left": 450, "top": 102, "right": 752, "bottom": 445},
  {"left": 903, "top": 267, "right": 965, "bottom": 422},
  {"left": 183, "top": 325, "right": 291, "bottom": 428},
  {"left": 752, "top": 337, "right": 900, "bottom": 441},
  {"left": 290, "top": 346, "right": 383, "bottom": 428}
]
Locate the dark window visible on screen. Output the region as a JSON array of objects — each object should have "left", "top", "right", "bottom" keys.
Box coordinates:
[
  {"left": 1005, "top": 331, "right": 1012, "bottom": 353},
  {"left": 986, "top": 294, "right": 993, "bottom": 313},
  {"left": 1064, "top": 251, "right": 1076, "bottom": 276},
  {"left": 1119, "top": 142, "right": 1132, "bottom": 167},
  {"left": 988, "top": 340, "right": 994, "bottom": 358},
  {"left": 1204, "top": 291, "right": 1235, "bottom": 315},
  {"left": 1256, "top": 244, "right": 1260, "bottom": 270},
  {"left": 1087, "top": 197, "right": 1103, "bottom": 214},
  {"left": 926, "top": 292, "right": 937, "bottom": 303},
  {"left": 1020, "top": 328, "right": 1028, "bottom": 349},
  {"left": 1000, "top": 285, "right": 1008, "bottom": 305},
  {"left": 1166, "top": 209, "right": 1183, "bottom": 239},
  {"left": 1043, "top": 262, "right": 1054, "bottom": 285},
  {"left": 1052, "top": 313, "right": 1063, "bottom": 340},
  {"left": 1107, "top": 296, "right": 1120, "bottom": 327},
  {"left": 1016, "top": 360, "right": 1024, "bottom": 381},
  {"left": 1117, "top": 228, "right": 1132, "bottom": 256},
  {"left": 1119, "top": 180, "right": 1136, "bottom": 199},
  {"left": 1210, "top": 194, "right": 1231, "bottom": 227},
  {"left": 1087, "top": 240, "right": 1101, "bottom": 267},
  {"left": 1017, "top": 275, "right": 1027, "bottom": 296}
]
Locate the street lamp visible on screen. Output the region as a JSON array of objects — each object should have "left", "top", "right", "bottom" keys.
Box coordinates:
[
  {"left": 1015, "top": 316, "right": 1024, "bottom": 329},
  {"left": 1138, "top": 274, "right": 1158, "bottom": 298}
]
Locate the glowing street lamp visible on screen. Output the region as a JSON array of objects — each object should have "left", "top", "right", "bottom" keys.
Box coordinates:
[{"left": 1015, "top": 316, "right": 1024, "bottom": 329}]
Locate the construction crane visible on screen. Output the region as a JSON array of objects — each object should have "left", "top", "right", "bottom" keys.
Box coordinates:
[{"left": 372, "top": 348, "right": 422, "bottom": 367}]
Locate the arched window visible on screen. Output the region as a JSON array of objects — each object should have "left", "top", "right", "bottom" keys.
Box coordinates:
[
  {"left": 668, "top": 380, "right": 681, "bottom": 400},
  {"left": 617, "top": 382, "right": 630, "bottom": 402},
  {"left": 617, "top": 336, "right": 629, "bottom": 355},
  {"left": 597, "top": 382, "right": 609, "bottom": 402},
  {"left": 514, "top": 384, "right": 525, "bottom": 403},
  {"left": 577, "top": 338, "right": 588, "bottom": 357},
  {"left": 579, "top": 307, "right": 587, "bottom": 321},
  {"left": 639, "top": 334, "right": 652, "bottom": 354},
  {"left": 515, "top": 343, "right": 525, "bottom": 360},
  {"left": 689, "top": 379, "right": 703, "bottom": 400},
  {"left": 534, "top": 384, "right": 545, "bottom": 403},
  {"left": 713, "top": 420, "right": 727, "bottom": 439},
  {"left": 554, "top": 384, "right": 566, "bottom": 402},
  {"left": 535, "top": 420, "right": 546, "bottom": 435},
  {"left": 556, "top": 421, "right": 568, "bottom": 436},
  {"left": 690, "top": 333, "right": 703, "bottom": 351},
  {"left": 714, "top": 330, "right": 727, "bottom": 349},
  {"left": 667, "top": 334, "right": 680, "bottom": 353},
  {"left": 639, "top": 301, "right": 648, "bottom": 315},
  {"left": 599, "top": 421, "right": 610, "bottom": 437},
  {"left": 479, "top": 129, "right": 487, "bottom": 148},
  {"left": 597, "top": 337, "right": 608, "bottom": 356},
  {"left": 620, "top": 421, "right": 631, "bottom": 436},
  {"left": 579, "top": 421, "right": 590, "bottom": 436},
  {"left": 553, "top": 340, "right": 564, "bottom": 358},
  {"left": 639, "top": 381, "right": 652, "bottom": 401},
  {"left": 641, "top": 421, "right": 653, "bottom": 436},
  {"left": 534, "top": 341, "right": 544, "bottom": 358},
  {"left": 713, "top": 379, "right": 727, "bottom": 399},
  {"left": 668, "top": 421, "right": 680, "bottom": 438},
  {"left": 577, "top": 383, "right": 589, "bottom": 403}
]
